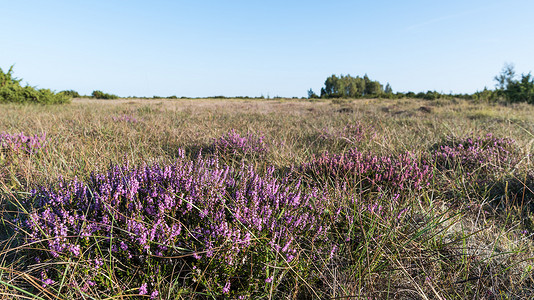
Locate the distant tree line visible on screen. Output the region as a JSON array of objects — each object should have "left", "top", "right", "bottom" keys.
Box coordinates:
[
  {"left": 57, "top": 90, "right": 121, "bottom": 100},
  {"left": 3, "top": 64, "right": 533, "bottom": 105},
  {"left": 308, "top": 74, "right": 390, "bottom": 99},
  {"left": 308, "top": 65, "right": 534, "bottom": 104}
]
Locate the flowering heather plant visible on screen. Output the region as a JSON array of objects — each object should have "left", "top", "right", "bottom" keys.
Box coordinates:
[
  {"left": 432, "top": 133, "right": 518, "bottom": 175},
  {"left": 20, "top": 150, "right": 336, "bottom": 298},
  {"left": 111, "top": 114, "right": 140, "bottom": 123},
  {"left": 0, "top": 132, "right": 47, "bottom": 156},
  {"left": 300, "top": 148, "right": 433, "bottom": 193},
  {"left": 210, "top": 129, "right": 268, "bottom": 157}
]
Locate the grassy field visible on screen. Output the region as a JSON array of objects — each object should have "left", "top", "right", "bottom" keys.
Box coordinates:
[{"left": 1, "top": 97, "right": 534, "bottom": 299}]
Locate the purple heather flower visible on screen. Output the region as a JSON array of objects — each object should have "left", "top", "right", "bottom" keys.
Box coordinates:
[
  {"left": 42, "top": 278, "right": 54, "bottom": 288},
  {"left": 69, "top": 244, "right": 81, "bottom": 256},
  {"left": 120, "top": 241, "right": 128, "bottom": 251},
  {"left": 222, "top": 280, "right": 231, "bottom": 294},
  {"left": 139, "top": 283, "right": 148, "bottom": 295},
  {"left": 329, "top": 245, "right": 338, "bottom": 259},
  {"left": 94, "top": 258, "right": 104, "bottom": 269}
]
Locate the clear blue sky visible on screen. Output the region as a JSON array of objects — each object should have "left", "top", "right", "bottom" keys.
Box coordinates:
[{"left": 1, "top": 0, "right": 533, "bottom": 97}]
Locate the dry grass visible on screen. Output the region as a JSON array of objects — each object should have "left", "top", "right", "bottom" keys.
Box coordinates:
[{"left": 2, "top": 97, "right": 533, "bottom": 184}]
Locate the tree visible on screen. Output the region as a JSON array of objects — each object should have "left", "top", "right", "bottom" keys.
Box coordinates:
[
  {"left": 384, "top": 83, "right": 393, "bottom": 94},
  {"left": 494, "top": 63, "right": 534, "bottom": 104},
  {"left": 365, "top": 81, "right": 383, "bottom": 95},
  {"left": 320, "top": 87, "right": 327, "bottom": 98},
  {"left": 494, "top": 63, "right": 516, "bottom": 90},
  {"left": 307, "top": 88, "right": 319, "bottom": 99},
  {"left": 503, "top": 73, "right": 534, "bottom": 103},
  {"left": 318, "top": 74, "right": 385, "bottom": 98},
  {"left": 324, "top": 75, "right": 338, "bottom": 97}
]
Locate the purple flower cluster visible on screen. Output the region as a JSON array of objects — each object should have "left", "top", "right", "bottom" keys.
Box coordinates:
[
  {"left": 300, "top": 148, "right": 433, "bottom": 193},
  {"left": 111, "top": 114, "right": 140, "bottom": 123},
  {"left": 0, "top": 132, "right": 47, "bottom": 155},
  {"left": 22, "top": 150, "right": 334, "bottom": 296},
  {"left": 432, "top": 133, "right": 518, "bottom": 174},
  {"left": 211, "top": 129, "right": 268, "bottom": 157}
]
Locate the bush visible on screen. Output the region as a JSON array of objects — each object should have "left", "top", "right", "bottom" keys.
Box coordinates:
[
  {"left": 0, "top": 66, "right": 70, "bottom": 104},
  {"left": 495, "top": 64, "right": 534, "bottom": 104},
  {"left": 18, "top": 152, "right": 336, "bottom": 298},
  {"left": 92, "top": 90, "right": 119, "bottom": 99},
  {"left": 431, "top": 133, "right": 518, "bottom": 176},
  {"left": 300, "top": 148, "right": 433, "bottom": 194},
  {"left": 504, "top": 73, "right": 534, "bottom": 104},
  {"left": 58, "top": 90, "right": 81, "bottom": 98}
]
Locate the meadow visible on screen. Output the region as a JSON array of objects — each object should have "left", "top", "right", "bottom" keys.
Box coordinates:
[{"left": 1, "top": 97, "right": 534, "bottom": 299}]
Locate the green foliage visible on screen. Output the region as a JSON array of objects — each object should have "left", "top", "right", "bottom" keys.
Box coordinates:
[
  {"left": 91, "top": 90, "right": 119, "bottom": 99},
  {"left": 0, "top": 66, "right": 70, "bottom": 104},
  {"left": 417, "top": 90, "right": 441, "bottom": 100},
  {"left": 494, "top": 63, "right": 516, "bottom": 90},
  {"left": 495, "top": 64, "right": 534, "bottom": 104},
  {"left": 504, "top": 74, "right": 534, "bottom": 103},
  {"left": 58, "top": 90, "right": 81, "bottom": 98},
  {"left": 384, "top": 83, "right": 393, "bottom": 94},
  {"left": 320, "top": 74, "right": 384, "bottom": 98},
  {"left": 0, "top": 66, "right": 22, "bottom": 88},
  {"left": 307, "top": 88, "right": 319, "bottom": 99},
  {"left": 471, "top": 88, "right": 496, "bottom": 101}
]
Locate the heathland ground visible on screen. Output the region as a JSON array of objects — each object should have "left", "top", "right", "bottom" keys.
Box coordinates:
[{"left": 1, "top": 97, "right": 534, "bottom": 299}]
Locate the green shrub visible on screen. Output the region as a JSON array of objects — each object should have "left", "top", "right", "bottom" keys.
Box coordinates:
[
  {"left": 58, "top": 90, "right": 81, "bottom": 98},
  {"left": 0, "top": 66, "right": 70, "bottom": 104},
  {"left": 503, "top": 73, "right": 534, "bottom": 104},
  {"left": 92, "top": 90, "right": 119, "bottom": 99},
  {"left": 495, "top": 64, "right": 534, "bottom": 104}
]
